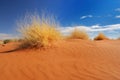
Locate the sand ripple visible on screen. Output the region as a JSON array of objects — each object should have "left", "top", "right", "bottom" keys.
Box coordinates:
[{"left": 0, "top": 40, "right": 120, "bottom": 80}]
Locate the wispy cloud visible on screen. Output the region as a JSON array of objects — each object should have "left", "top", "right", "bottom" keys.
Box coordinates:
[
  {"left": 115, "top": 15, "right": 120, "bottom": 18},
  {"left": 0, "top": 33, "right": 18, "bottom": 40},
  {"left": 60, "top": 24, "right": 120, "bottom": 32},
  {"left": 115, "top": 8, "right": 120, "bottom": 12},
  {"left": 60, "top": 24, "right": 120, "bottom": 39},
  {"left": 80, "top": 15, "right": 93, "bottom": 19}
]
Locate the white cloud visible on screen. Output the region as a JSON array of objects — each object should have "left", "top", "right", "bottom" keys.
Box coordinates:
[
  {"left": 60, "top": 24, "right": 120, "bottom": 39},
  {"left": 0, "top": 33, "right": 18, "bottom": 40},
  {"left": 80, "top": 15, "right": 93, "bottom": 19},
  {"left": 115, "top": 15, "right": 120, "bottom": 18},
  {"left": 91, "top": 24, "right": 100, "bottom": 29},
  {"left": 60, "top": 24, "right": 120, "bottom": 32},
  {"left": 115, "top": 8, "right": 120, "bottom": 12}
]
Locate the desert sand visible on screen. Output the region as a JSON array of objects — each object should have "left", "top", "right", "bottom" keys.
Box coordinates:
[{"left": 0, "top": 39, "right": 120, "bottom": 80}]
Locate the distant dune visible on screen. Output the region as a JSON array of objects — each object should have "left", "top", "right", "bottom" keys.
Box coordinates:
[{"left": 0, "top": 39, "right": 120, "bottom": 80}]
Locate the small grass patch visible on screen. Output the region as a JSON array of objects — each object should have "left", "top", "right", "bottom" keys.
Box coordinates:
[
  {"left": 3, "top": 39, "right": 13, "bottom": 44},
  {"left": 117, "top": 37, "right": 120, "bottom": 40},
  {"left": 68, "top": 28, "right": 89, "bottom": 40},
  {"left": 94, "top": 33, "right": 109, "bottom": 40}
]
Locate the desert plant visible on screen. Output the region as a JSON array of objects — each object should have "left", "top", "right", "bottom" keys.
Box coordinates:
[
  {"left": 18, "top": 14, "right": 61, "bottom": 48},
  {"left": 3, "top": 39, "right": 12, "bottom": 44},
  {"left": 68, "top": 28, "right": 89, "bottom": 40},
  {"left": 117, "top": 37, "right": 120, "bottom": 40},
  {"left": 0, "top": 40, "right": 3, "bottom": 45},
  {"left": 94, "top": 33, "right": 109, "bottom": 40},
  {"left": 17, "top": 39, "right": 23, "bottom": 42}
]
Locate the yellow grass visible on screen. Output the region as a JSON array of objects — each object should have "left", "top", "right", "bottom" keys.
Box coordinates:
[
  {"left": 94, "top": 33, "right": 109, "bottom": 40},
  {"left": 18, "top": 14, "right": 61, "bottom": 48},
  {"left": 68, "top": 28, "right": 89, "bottom": 40},
  {"left": 0, "top": 40, "right": 3, "bottom": 45}
]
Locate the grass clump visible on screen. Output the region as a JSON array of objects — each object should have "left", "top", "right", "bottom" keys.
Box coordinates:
[
  {"left": 68, "top": 28, "right": 89, "bottom": 40},
  {"left": 117, "top": 37, "right": 120, "bottom": 40},
  {"left": 0, "top": 40, "right": 3, "bottom": 45},
  {"left": 94, "top": 33, "right": 109, "bottom": 40},
  {"left": 18, "top": 14, "right": 61, "bottom": 49},
  {"left": 3, "top": 39, "right": 12, "bottom": 44}
]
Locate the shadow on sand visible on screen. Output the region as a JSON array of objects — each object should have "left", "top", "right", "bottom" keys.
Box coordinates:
[{"left": 0, "top": 48, "right": 21, "bottom": 53}]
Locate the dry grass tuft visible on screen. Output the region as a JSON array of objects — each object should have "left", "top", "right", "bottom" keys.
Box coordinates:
[
  {"left": 68, "top": 28, "right": 89, "bottom": 40},
  {"left": 0, "top": 40, "right": 3, "bottom": 45},
  {"left": 94, "top": 33, "right": 109, "bottom": 40},
  {"left": 117, "top": 37, "right": 120, "bottom": 40},
  {"left": 3, "top": 39, "right": 13, "bottom": 44},
  {"left": 18, "top": 14, "right": 61, "bottom": 49}
]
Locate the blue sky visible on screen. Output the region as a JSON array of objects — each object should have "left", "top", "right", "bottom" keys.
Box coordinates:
[{"left": 0, "top": 0, "right": 120, "bottom": 39}]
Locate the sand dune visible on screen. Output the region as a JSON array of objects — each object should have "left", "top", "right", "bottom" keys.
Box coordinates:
[{"left": 0, "top": 39, "right": 120, "bottom": 80}]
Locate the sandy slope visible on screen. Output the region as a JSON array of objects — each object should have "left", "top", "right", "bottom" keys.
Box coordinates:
[{"left": 0, "top": 39, "right": 120, "bottom": 80}]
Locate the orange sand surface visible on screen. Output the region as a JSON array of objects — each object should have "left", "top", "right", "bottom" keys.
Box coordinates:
[{"left": 0, "top": 39, "right": 120, "bottom": 80}]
